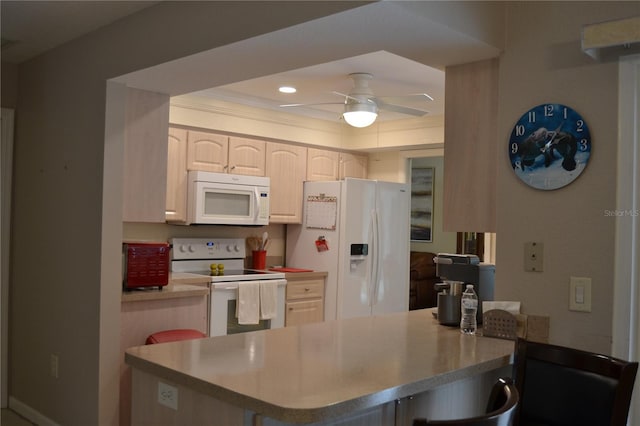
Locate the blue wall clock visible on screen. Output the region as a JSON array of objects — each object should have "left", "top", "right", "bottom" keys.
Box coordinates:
[{"left": 508, "top": 103, "right": 591, "bottom": 190}]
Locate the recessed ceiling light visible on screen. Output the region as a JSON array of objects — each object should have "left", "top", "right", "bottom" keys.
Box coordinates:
[{"left": 279, "top": 86, "right": 297, "bottom": 94}]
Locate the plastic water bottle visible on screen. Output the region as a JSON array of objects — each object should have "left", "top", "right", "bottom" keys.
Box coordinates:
[{"left": 460, "top": 284, "right": 478, "bottom": 334}]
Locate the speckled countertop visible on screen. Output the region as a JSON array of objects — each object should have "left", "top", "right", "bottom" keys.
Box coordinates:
[{"left": 125, "top": 309, "right": 514, "bottom": 423}]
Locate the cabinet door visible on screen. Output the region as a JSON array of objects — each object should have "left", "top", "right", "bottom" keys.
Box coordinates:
[
  {"left": 266, "top": 142, "right": 307, "bottom": 223},
  {"left": 122, "top": 88, "right": 169, "bottom": 222},
  {"left": 339, "top": 152, "right": 368, "bottom": 179},
  {"left": 285, "top": 300, "right": 324, "bottom": 326},
  {"left": 187, "top": 130, "right": 228, "bottom": 172},
  {"left": 307, "top": 148, "right": 339, "bottom": 181},
  {"left": 286, "top": 279, "right": 325, "bottom": 300},
  {"left": 165, "top": 127, "right": 188, "bottom": 222},
  {"left": 228, "top": 137, "right": 266, "bottom": 176}
]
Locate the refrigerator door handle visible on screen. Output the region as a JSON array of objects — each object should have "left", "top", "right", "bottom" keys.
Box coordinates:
[{"left": 371, "top": 208, "right": 381, "bottom": 305}]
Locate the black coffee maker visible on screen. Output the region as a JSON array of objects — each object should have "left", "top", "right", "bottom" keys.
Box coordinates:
[{"left": 433, "top": 253, "right": 495, "bottom": 325}]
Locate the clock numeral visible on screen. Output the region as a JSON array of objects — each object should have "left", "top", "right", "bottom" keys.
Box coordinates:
[
  {"left": 576, "top": 119, "right": 584, "bottom": 132},
  {"left": 544, "top": 105, "right": 554, "bottom": 117},
  {"left": 580, "top": 139, "right": 588, "bottom": 151},
  {"left": 511, "top": 142, "right": 519, "bottom": 154},
  {"left": 528, "top": 111, "right": 536, "bottom": 123},
  {"left": 514, "top": 160, "right": 521, "bottom": 169},
  {"left": 563, "top": 107, "right": 568, "bottom": 119},
  {"left": 515, "top": 125, "right": 525, "bottom": 137}
]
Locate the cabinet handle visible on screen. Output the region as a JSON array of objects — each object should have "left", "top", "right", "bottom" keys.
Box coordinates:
[
  {"left": 230, "top": 165, "right": 236, "bottom": 170},
  {"left": 304, "top": 288, "right": 310, "bottom": 292}
]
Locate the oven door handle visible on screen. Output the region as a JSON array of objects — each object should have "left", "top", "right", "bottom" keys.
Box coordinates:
[{"left": 212, "top": 283, "right": 239, "bottom": 290}]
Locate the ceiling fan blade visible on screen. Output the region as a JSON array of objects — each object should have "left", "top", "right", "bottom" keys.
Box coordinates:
[
  {"left": 376, "top": 93, "right": 434, "bottom": 103},
  {"left": 331, "top": 91, "right": 376, "bottom": 104},
  {"left": 280, "top": 102, "right": 344, "bottom": 108},
  {"left": 376, "top": 100, "right": 428, "bottom": 117}
]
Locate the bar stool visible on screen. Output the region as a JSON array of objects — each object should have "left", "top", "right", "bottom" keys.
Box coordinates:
[
  {"left": 145, "top": 329, "right": 206, "bottom": 345},
  {"left": 413, "top": 378, "right": 519, "bottom": 426}
]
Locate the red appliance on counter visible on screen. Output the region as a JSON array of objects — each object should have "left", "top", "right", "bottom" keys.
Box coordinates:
[{"left": 123, "top": 242, "right": 170, "bottom": 290}]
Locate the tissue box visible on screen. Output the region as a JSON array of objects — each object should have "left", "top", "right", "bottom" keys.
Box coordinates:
[
  {"left": 483, "top": 309, "right": 519, "bottom": 340},
  {"left": 482, "top": 309, "right": 549, "bottom": 342}
]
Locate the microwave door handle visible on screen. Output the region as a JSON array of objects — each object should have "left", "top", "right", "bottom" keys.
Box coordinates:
[{"left": 253, "top": 187, "right": 260, "bottom": 221}]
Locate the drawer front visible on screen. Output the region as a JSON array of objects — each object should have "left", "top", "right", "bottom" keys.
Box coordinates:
[
  {"left": 285, "top": 299, "right": 324, "bottom": 326},
  {"left": 286, "top": 279, "right": 324, "bottom": 300}
]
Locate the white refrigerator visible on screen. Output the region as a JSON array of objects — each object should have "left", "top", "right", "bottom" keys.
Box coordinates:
[{"left": 286, "top": 178, "right": 410, "bottom": 320}]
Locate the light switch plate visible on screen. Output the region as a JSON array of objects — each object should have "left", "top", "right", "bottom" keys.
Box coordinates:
[
  {"left": 524, "top": 242, "right": 543, "bottom": 272},
  {"left": 569, "top": 276, "right": 592, "bottom": 312}
]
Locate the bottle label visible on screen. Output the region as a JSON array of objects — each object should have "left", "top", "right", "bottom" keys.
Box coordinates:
[{"left": 462, "top": 298, "right": 477, "bottom": 309}]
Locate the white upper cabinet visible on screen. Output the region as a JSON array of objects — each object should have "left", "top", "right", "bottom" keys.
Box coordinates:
[
  {"left": 307, "top": 148, "right": 339, "bottom": 181},
  {"left": 228, "top": 137, "right": 266, "bottom": 176},
  {"left": 186, "top": 130, "right": 266, "bottom": 176},
  {"left": 307, "top": 148, "right": 368, "bottom": 181},
  {"left": 122, "top": 88, "right": 170, "bottom": 223},
  {"left": 339, "top": 152, "right": 368, "bottom": 179},
  {"left": 165, "top": 127, "right": 188, "bottom": 223},
  {"left": 186, "top": 130, "right": 229, "bottom": 173},
  {"left": 266, "top": 142, "right": 307, "bottom": 224}
]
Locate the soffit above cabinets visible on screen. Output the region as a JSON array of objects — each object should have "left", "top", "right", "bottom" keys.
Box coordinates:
[{"left": 582, "top": 16, "right": 640, "bottom": 60}]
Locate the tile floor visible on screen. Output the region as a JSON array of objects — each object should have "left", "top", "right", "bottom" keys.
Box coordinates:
[{"left": 1, "top": 409, "right": 35, "bottom": 426}]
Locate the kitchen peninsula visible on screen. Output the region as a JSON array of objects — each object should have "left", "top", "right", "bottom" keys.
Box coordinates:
[{"left": 125, "top": 309, "right": 514, "bottom": 425}]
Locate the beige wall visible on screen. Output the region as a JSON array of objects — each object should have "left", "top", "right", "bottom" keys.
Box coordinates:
[
  {"left": 495, "top": 2, "right": 635, "bottom": 354},
  {"left": 7, "top": 3, "right": 363, "bottom": 424},
  {"left": 1, "top": 63, "right": 18, "bottom": 108}
]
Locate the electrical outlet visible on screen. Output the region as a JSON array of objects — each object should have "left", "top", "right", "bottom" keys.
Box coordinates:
[
  {"left": 50, "top": 354, "right": 59, "bottom": 379},
  {"left": 569, "top": 276, "right": 592, "bottom": 312},
  {"left": 524, "top": 242, "right": 544, "bottom": 272},
  {"left": 158, "top": 382, "right": 178, "bottom": 410}
]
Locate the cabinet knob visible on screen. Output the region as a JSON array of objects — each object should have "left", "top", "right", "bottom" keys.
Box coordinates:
[{"left": 304, "top": 288, "right": 310, "bottom": 292}]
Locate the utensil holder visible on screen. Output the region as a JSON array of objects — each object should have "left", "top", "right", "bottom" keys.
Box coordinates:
[{"left": 252, "top": 250, "right": 267, "bottom": 270}]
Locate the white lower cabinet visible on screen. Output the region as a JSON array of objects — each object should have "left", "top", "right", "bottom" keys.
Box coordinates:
[{"left": 284, "top": 274, "right": 326, "bottom": 327}]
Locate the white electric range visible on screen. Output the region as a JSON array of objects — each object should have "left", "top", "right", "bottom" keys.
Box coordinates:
[{"left": 170, "top": 237, "right": 286, "bottom": 336}]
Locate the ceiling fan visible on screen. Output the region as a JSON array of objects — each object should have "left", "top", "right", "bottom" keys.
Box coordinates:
[{"left": 280, "top": 73, "right": 432, "bottom": 128}]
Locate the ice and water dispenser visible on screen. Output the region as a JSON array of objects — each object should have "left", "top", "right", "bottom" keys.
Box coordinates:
[{"left": 433, "top": 253, "right": 495, "bottom": 326}]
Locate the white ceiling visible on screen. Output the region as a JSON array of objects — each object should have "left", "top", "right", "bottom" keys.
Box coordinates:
[
  {"left": 1, "top": 1, "right": 503, "bottom": 124},
  {"left": 195, "top": 51, "right": 445, "bottom": 122}
]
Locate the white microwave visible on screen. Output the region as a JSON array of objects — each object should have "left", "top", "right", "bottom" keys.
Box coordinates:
[{"left": 187, "top": 171, "right": 270, "bottom": 225}]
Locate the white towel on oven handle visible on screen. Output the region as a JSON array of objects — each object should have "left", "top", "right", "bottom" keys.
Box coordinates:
[
  {"left": 237, "top": 281, "right": 260, "bottom": 325},
  {"left": 260, "top": 280, "right": 279, "bottom": 320}
]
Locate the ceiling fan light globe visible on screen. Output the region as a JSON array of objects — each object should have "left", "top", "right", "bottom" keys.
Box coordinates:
[
  {"left": 343, "top": 111, "right": 377, "bottom": 128},
  {"left": 343, "top": 101, "right": 378, "bottom": 128}
]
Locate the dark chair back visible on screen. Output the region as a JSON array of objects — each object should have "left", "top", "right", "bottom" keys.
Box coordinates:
[
  {"left": 413, "top": 377, "right": 519, "bottom": 426},
  {"left": 513, "top": 338, "right": 638, "bottom": 426}
]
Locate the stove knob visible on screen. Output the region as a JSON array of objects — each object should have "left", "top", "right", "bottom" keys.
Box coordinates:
[
  {"left": 233, "top": 244, "right": 240, "bottom": 253},
  {"left": 179, "top": 244, "right": 188, "bottom": 253},
  {"left": 226, "top": 244, "right": 234, "bottom": 252},
  {"left": 188, "top": 245, "right": 196, "bottom": 253}
]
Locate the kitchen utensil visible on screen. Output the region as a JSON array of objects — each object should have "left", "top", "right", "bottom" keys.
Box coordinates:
[
  {"left": 261, "top": 231, "right": 268, "bottom": 250},
  {"left": 252, "top": 250, "right": 267, "bottom": 270}
]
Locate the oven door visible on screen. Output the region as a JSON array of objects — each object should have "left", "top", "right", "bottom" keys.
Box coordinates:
[{"left": 210, "top": 280, "right": 286, "bottom": 337}]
